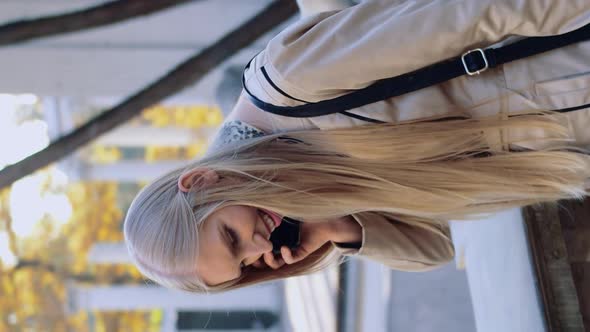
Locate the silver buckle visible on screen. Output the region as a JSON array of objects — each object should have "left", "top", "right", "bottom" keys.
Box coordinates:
[{"left": 461, "top": 48, "right": 488, "bottom": 76}]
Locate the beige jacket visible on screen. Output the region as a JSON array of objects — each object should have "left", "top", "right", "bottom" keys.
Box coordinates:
[
  {"left": 231, "top": 0, "right": 590, "bottom": 271},
  {"left": 337, "top": 213, "right": 455, "bottom": 272}
]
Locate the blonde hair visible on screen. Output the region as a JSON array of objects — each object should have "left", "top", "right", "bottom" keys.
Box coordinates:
[{"left": 124, "top": 111, "right": 589, "bottom": 293}]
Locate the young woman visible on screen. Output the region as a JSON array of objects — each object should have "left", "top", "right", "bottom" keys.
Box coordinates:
[{"left": 124, "top": 0, "right": 590, "bottom": 293}]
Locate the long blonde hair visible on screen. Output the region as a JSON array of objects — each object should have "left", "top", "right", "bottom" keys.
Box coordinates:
[{"left": 124, "top": 111, "right": 589, "bottom": 293}]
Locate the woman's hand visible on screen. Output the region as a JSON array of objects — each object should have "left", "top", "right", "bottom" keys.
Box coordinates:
[
  {"left": 250, "top": 215, "right": 362, "bottom": 269},
  {"left": 279, "top": 219, "right": 334, "bottom": 265},
  {"left": 282, "top": 215, "right": 362, "bottom": 265},
  {"left": 250, "top": 220, "right": 332, "bottom": 270}
]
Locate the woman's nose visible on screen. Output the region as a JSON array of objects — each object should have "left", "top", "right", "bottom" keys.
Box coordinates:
[{"left": 242, "top": 233, "right": 273, "bottom": 257}]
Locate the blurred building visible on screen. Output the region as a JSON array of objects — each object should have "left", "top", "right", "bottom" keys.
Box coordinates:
[{"left": 0, "top": 0, "right": 275, "bottom": 107}]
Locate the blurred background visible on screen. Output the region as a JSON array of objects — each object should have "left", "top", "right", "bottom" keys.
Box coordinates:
[{"left": 2, "top": 1, "right": 570, "bottom": 332}]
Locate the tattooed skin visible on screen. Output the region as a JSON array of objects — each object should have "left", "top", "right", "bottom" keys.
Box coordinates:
[{"left": 208, "top": 120, "right": 266, "bottom": 150}]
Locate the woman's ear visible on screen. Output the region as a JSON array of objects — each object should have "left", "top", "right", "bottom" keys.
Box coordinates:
[{"left": 178, "top": 168, "right": 220, "bottom": 193}]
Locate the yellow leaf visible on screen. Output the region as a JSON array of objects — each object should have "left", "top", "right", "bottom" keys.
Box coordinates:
[
  {"left": 98, "top": 228, "right": 109, "bottom": 240},
  {"left": 150, "top": 309, "right": 163, "bottom": 324},
  {"left": 206, "top": 108, "right": 224, "bottom": 126}
]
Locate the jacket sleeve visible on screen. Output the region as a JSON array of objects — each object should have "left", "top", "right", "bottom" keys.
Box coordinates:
[
  {"left": 254, "top": 0, "right": 590, "bottom": 104},
  {"left": 332, "top": 212, "right": 455, "bottom": 272}
]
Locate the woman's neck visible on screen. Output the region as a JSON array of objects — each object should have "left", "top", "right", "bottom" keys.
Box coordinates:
[{"left": 226, "top": 93, "right": 275, "bottom": 134}]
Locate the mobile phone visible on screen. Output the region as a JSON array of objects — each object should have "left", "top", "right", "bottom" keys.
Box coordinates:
[{"left": 270, "top": 216, "right": 301, "bottom": 255}]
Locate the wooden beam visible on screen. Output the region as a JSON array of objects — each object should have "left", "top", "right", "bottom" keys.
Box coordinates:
[
  {"left": 0, "top": 0, "right": 196, "bottom": 46},
  {"left": 558, "top": 198, "right": 590, "bottom": 329},
  {"left": 523, "top": 202, "right": 585, "bottom": 331}
]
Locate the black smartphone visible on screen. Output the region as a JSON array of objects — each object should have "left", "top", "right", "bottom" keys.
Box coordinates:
[{"left": 270, "top": 216, "right": 301, "bottom": 255}]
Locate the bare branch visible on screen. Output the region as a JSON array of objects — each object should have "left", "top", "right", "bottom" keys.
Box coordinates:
[
  {"left": 13, "top": 259, "right": 136, "bottom": 284},
  {"left": 0, "top": 0, "right": 196, "bottom": 46}
]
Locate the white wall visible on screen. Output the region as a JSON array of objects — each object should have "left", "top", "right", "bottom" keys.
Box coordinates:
[{"left": 450, "top": 209, "right": 546, "bottom": 332}]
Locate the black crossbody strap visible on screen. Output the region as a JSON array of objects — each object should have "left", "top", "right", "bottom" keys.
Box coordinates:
[{"left": 243, "top": 23, "right": 590, "bottom": 118}]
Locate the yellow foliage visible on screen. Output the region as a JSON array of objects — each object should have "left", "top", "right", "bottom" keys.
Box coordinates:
[
  {"left": 1, "top": 275, "right": 15, "bottom": 296},
  {"left": 127, "top": 265, "right": 143, "bottom": 279},
  {"left": 41, "top": 273, "right": 55, "bottom": 287},
  {"left": 95, "top": 312, "right": 106, "bottom": 332},
  {"left": 66, "top": 184, "right": 86, "bottom": 205},
  {"left": 205, "top": 107, "right": 224, "bottom": 126},
  {"left": 141, "top": 104, "right": 223, "bottom": 128},
  {"left": 185, "top": 142, "right": 206, "bottom": 158},
  {"left": 142, "top": 106, "right": 169, "bottom": 127},
  {"left": 97, "top": 228, "right": 110, "bottom": 241},
  {"left": 13, "top": 269, "right": 29, "bottom": 285},
  {"left": 1, "top": 179, "right": 158, "bottom": 331},
  {"left": 116, "top": 311, "right": 154, "bottom": 332},
  {"left": 172, "top": 106, "right": 188, "bottom": 124},
  {"left": 135, "top": 104, "right": 223, "bottom": 167},
  {"left": 90, "top": 146, "right": 122, "bottom": 164},
  {"left": 150, "top": 309, "right": 163, "bottom": 325},
  {"left": 69, "top": 311, "right": 90, "bottom": 332},
  {"left": 0, "top": 182, "right": 150, "bottom": 332},
  {"left": 144, "top": 146, "right": 184, "bottom": 162}
]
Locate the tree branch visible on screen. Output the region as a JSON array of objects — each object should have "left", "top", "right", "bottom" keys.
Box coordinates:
[
  {"left": 0, "top": 0, "right": 298, "bottom": 189},
  {"left": 13, "top": 259, "right": 136, "bottom": 284},
  {"left": 0, "top": 0, "right": 196, "bottom": 46}
]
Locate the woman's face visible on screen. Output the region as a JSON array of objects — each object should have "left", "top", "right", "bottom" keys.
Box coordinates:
[{"left": 195, "top": 205, "right": 281, "bottom": 286}]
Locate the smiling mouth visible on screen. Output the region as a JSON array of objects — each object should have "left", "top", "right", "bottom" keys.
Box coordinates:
[{"left": 258, "top": 209, "right": 276, "bottom": 239}]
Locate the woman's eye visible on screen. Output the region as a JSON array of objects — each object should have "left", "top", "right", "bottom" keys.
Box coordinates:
[
  {"left": 225, "top": 227, "right": 244, "bottom": 271},
  {"left": 226, "top": 227, "right": 239, "bottom": 246}
]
